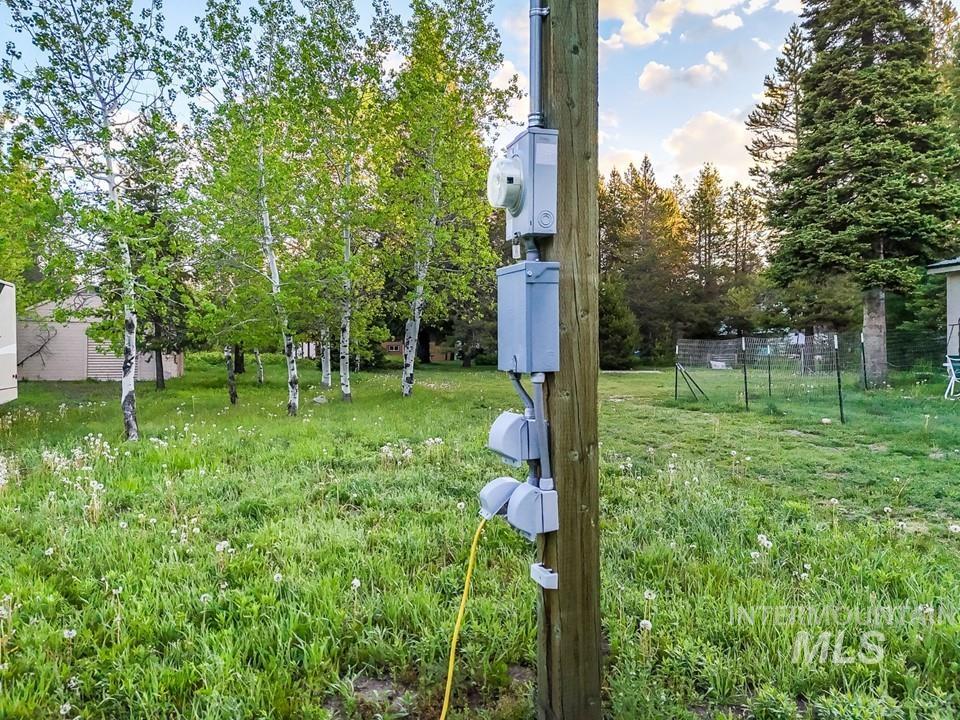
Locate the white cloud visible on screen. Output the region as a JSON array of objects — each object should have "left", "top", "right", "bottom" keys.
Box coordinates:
[
  {"left": 744, "top": 0, "right": 770, "bottom": 13},
  {"left": 706, "top": 51, "right": 728, "bottom": 72},
  {"left": 663, "top": 110, "right": 752, "bottom": 183},
  {"left": 681, "top": 51, "right": 728, "bottom": 85},
  {"left": 752, "top": 37, "right": 772, "bottom": 51},
  {"left": 642, "top": 51, "right": 729, "bottom": 92},
  {"left": 491, "top": 60, "right": 528, "bottom": 151},
  {"left": 600, "top": 111, "right": 621, "bottom": 129},
  {"left": 600, "top": 147, "right": 649, "bottom": 175},
  {"left": 600, "top": 0, "right": 748, "bottom": 50},
  {"left": 774, "top": 0, "right": 802, "bottom": 12},
  {"left": 712, "top": 12, "right": 743, "bottom": 30},
  {"left": 638, "top": 61, "right": 674, "bottom": 92},
  {"left": 501, "top": 9, "right": 528, "bottom": 42}
]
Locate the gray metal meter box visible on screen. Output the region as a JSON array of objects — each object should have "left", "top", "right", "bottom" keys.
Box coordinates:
[
  {"left": 505, "top": 127, "right": 558, "bottom": 239},
  {"left": 497, "top": 261, "right": 560, "bottom": 373}
]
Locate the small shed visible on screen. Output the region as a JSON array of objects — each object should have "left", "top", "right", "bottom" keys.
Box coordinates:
[
  {"left": 0, "top": 280, "right": 16, "bottom": 404},
  {"left": 928, "top": 257, "right": 960, "bottom": 355},
  {"left": 16, "top": 294, "right": 184, "bottom": 382}
]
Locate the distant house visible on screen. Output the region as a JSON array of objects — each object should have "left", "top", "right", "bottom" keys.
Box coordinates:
[
  {"left": 16, "top": 294, "right": 184, "bottom": 382},
  {"left": 0, "top": 280, "right": 16, "bottom": 404},
  {"left": 927, "top": 257, "right": 960, "bottom": 355},
  {"left": 381, "top": 339, "right": 455, "bottom": 362}
]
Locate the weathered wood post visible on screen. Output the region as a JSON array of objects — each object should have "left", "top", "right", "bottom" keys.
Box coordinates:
[{"left": 538, "top": 1, "right": 602, "bottom": 718}]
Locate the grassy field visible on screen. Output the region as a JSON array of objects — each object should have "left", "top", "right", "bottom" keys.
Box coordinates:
[{"left": 3, "top": 356, "right": 960, "bottom": 718}]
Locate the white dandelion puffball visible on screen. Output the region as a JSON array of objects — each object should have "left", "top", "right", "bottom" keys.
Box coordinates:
[
  {"left": 63, "top": 628, "right": 77, "bottom": 640},
  {"left": 950, "top": 524, "right": 960, "bottom": 534},
  {"left": 821, "top": 418, "right": 832, "bottom": 425},
  {"left": 643, "top": 589, "right": 656, "bottom": 601},
  {"left": 351, "top": 577, "right": 361, "bottom": 590},
  {"left": 273, "top": 572, "right": 283, "bottom": 584},
  {"left": 639, "top": 619, "right": 652, "bottom": 632}
]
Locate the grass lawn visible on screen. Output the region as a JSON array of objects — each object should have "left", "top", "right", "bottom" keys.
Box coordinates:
[{"left": 3, "top": 356, "right": 960, "bottom": 718}]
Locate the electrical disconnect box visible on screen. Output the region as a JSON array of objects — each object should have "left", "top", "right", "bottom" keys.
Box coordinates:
[{"left": 497, "top": 261, "right": 560, "bottom": 374}]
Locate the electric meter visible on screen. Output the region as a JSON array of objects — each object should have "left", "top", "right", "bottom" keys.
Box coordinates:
[{"left": 487, "top": 155, "right": 524, "bottom": 215}]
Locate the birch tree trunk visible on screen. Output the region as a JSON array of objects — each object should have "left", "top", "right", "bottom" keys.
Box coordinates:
[
  {"left": 320, "top": 328, "right": 332, "bottom": 388},
  {"left": 339, "top": 161, "right": 353, "bottom": 403},
  {"left": 863, "top": 287, "right": 888, "bottom": 388},
  {"left": 224, "top": 345, "right": 238, "bottom": 404},
  {"left": 257, "top": 141, "right": 299, "bottom": 416},
  {"left": 254, "top": 348, "right": 265, "bottom": 386},
  {"left": 103, "top": 141, "right": 139, "bottom": 441},
  {"left": 401, "top": 257, "right": 429, "bottom": 397}
]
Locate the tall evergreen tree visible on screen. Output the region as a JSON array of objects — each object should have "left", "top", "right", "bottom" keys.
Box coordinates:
[
  {"left": 769, "top": 0, "right": 960, "bottom": 387},
  {"left": 746, "top": 24, "right": 812, "bottom": 201}
]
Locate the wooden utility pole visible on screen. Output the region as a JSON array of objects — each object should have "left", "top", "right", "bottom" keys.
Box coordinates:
[{"left": 538, "top": 1, "right": 602, "bottom": 718}]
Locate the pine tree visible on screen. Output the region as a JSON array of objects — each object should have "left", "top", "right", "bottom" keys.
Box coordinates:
[
  {"left": 746, "top": 24, "right": 812, "bottom": 201},
  {"left": 769, "top": 0, "right": 960, "bottom": 387},
  {"left": 598, "top": 277, "right": 639, "bottom": 370}
]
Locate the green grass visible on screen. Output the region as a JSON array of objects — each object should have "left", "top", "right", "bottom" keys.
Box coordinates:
[{"left": 3, "top": 357, "right": 960, "bottom": 718}]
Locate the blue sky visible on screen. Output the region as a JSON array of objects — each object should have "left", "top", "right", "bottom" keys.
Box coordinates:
[
  {"left": 1, "top": 0, "right": 801, "bottom": 185},
  {"left": 491, "top": 0, "right": 803, "bottom": 185}
]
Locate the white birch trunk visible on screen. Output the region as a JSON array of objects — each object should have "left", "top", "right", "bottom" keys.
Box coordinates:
[
  {"left": 257, "top": 141, "right": 299, "bottom": 416},
  {"left": 103, "top": 140, "right": 139, "bottom": 441},
  {"left": 254, "top": 348, "right": 265, "bottom": 386},
  {"left": 339, "top": 161, "right": 353, "bottom": 402},
  {"left": 320, "top": 329, "right": 332, "bottom": 388},
  {"left": 401, "top": 259, "right": 429, "bottom": 398}
]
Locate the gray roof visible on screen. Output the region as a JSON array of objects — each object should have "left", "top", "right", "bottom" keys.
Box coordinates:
[{"left": 928, "top": 257, "right": 960, "bottom": 274}]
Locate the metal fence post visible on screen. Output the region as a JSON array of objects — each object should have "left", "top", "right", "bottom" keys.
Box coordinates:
[
  {"left": 742, "top": 336, "right": 749, "bottom": 411},
  {"left": 674, "top": 344, "right": 679, "bottom": 401},
  {"left": 835, "top": 333, "right": 846, "bottom": 424},
  {"left": 767, "top": 345, "right": 772, "bottom": 398}
]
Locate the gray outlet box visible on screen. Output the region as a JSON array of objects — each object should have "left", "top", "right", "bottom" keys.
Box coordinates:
[
  {"left": 505, "top": 127, "right": 558, "bottom": 240},
  {"left": 497, "top": 261, "right": 560, "bottom": 373}
]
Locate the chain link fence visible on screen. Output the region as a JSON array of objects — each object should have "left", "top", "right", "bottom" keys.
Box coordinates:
[{"left": 673, "top": 328, "right": 950, "bottom": 421}]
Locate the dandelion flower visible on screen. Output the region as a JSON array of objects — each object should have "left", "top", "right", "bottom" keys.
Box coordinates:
[
  {"left": 199, "top": 593, "right": 212, "bottom": 604},
  {"left": 750, "top": 551, "right": 761, "bottom": 561},
  {"left": 643, "top": 589, "right": 657, "bottom": 601},
  {"left": 829, "top": 498, "right": 839, "bottom": 506},
  {"left": 119, "top": 521, "right": 128, "bottom": 530},
  {"left": 273, "top": 572, "right": 283, "bottom": 584},
  {"left": 456, "top": 501, "right": 466, "bottom": 511},
  {"left": 44, "top": 547, "right": 54, "bottom": 557},
  {"left": 351, "top": 577, "right": 361, "bottom": 590},
  {"left": 215, "top": 541, "right": 230, "bottom": 553},
  {"left": 883, "top": 507, "right": 892, "bottom": 514},
  {"left": 639, "top": 619, "right": 652, "bottom": 632},
  {"left": 63, "top": 628, "right": 77, "bottom": 640},
  {"left": 950, "top": 524, "right": 960, "bottom": 534},
  {"left": 59, "top": 703, "right": 71, "bottom": 716}
]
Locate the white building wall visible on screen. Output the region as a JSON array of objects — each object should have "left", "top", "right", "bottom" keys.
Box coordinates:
[
  {"left": 948, "top": 274, "right": 960, "bottom": 356},
  {"left": 0, "top": 281, "right": 17, "bottom": 404}
]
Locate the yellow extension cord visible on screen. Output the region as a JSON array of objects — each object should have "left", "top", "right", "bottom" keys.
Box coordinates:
[{"left": 439, "top": 517, "right": 487, "bottom": 720}]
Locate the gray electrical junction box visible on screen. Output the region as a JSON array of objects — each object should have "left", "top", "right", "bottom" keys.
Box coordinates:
[
  {"left": 497, "top": 261, "right": 560, "bottom": 374},
  {"left": 504, "top": 127, "right": 558, "bottom": 240}
]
